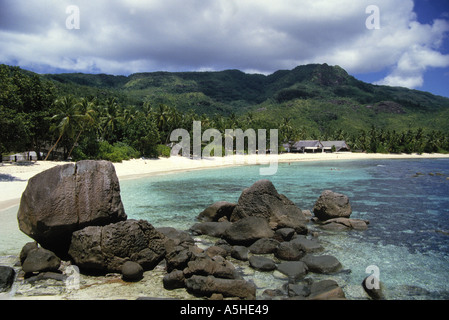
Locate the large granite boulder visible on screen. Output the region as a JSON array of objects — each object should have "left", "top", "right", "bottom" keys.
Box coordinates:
[
  {"left": 313, "top": 190, "right": 352, "bottom": 221},
  {"left": 68, "top": 219, "right": 166, "bottom": 273},
  {"left": 224, "top": 216, "right": 275, "bottom": 245},
  {"left": 17, "top": 160, "right": 127, "bottom": 256},
  {"left": 230, "top": 180, "right": 307, "bottom": 232}
]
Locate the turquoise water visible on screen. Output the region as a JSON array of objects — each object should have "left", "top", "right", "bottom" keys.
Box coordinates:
[{"left": 120, "top": 159, "right": 449, "bottom": 299}]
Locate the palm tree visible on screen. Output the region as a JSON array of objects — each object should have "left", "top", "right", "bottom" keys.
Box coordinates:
[
  {"left": 101, "top": 98, "right": 124, "bottom": 143},
  {"left": 44, "top": 96, "right": 80, "bottom": 160}
]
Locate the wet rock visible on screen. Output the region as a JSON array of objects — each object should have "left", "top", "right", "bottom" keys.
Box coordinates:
[
  {"left": 189, "top": 221, "right": 232, "bottom": 238},
  {"left": 163, "top": 270, "right": 185, "bottom": 290},
  {"left": 362, "top": 275, "right": 385, "bottom": 300},
  {"left": 308, "top": 280, "right": 346, "bottom": 300},
  {"left": 301, "top": 254, "right": 342, "bottom": 274},
  {"left": 183, "top": 256, "right": 236, "bottom": 279},
  {"left": 275, "top": 241, "right": 306, "bottom": 261},
  {"left": 276, "top": 261, "right": 308, "bottom": 282},
  {"left": 313, "top": 190, "right": 352, "bottom": 221},
  {"left": 231, "top": 246, "right": 249, "bottom": 261},
  {"left": 185, "top": 275, "right": 256, "bottom": 299},
  {"left": 249, "top": 256, "right": 276, "bottom": 271},
  {"left": 249, "top": 238, "right": 280, "bottom": 254},
  {"left": 19, "top": 241, "right": 38, "bottom": 264},
  {"left": 197, "top": 201, "right": 236, "bottom": 222},
  {"left": 320, "top": 218, "right": 368, "bottom": 231},
  {"left": 274, "top": 228, "right": 295, "bottom": 241},
  {"left": 290, "top": 236, "right": 324, "bottom": 253},
  {"left": 18, "top": 160, "right": 127, "bottom": 257}
]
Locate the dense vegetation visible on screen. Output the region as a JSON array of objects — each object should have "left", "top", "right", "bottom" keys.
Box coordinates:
[{"left": 1, "top": 63, "right": 448, "bottom": 162}]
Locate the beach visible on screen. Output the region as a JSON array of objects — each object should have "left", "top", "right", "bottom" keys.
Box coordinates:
[{"left": 1, "top": 152, "right": 449, "bottom": 211}]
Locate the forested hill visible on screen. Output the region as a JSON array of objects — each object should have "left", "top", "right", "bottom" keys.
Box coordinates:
[{"left": 1, "top": 63, "right": 449, "bottom": 160}]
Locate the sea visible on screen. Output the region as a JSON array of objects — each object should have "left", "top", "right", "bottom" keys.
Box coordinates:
[{"left": 1, "top": 158, "right": 449, "bottom": 299}]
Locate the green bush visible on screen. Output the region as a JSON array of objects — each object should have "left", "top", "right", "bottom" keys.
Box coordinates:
[
  {"left": 97, "top": 141, "right": 140, "bottom": 162},
  {"left": 156, "top": 144, "right": 171, "bottom": 158}
]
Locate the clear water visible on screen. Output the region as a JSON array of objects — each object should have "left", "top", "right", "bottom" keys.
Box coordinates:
[
  {"left": 1, "top": 159, "right": 448, "bottom": 299},
  {"left": 119, "top": 159, "right": 449, "bottom": 299}
]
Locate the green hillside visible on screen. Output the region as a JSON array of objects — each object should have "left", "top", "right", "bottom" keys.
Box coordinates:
[{"left": 1, "top": 63, "right": 448, "bottom": 161}]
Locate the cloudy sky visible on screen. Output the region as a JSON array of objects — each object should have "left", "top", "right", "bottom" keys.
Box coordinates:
[{"left": 1, "top": 0, "right": 448, "bottom": 97}]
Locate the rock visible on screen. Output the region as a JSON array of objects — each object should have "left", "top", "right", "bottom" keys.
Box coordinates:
[
  {"left": 197, "top": 201, "right": 236, "bottom": 222},
  {"left": 68, "top": 219, "right": 166, "bottom": 273},
  {"left": 205, "top": 246, "right": 228, "bottom": 258},
  {"left": 224, "top": 216, "right": 275, "bottom": 246},
  {"left": 231, "top": 246, "right": 249, "bottom": 261},
  {"left": 18, "top": 160, "right": 127, "bottom": 256},
  {"left": 165, "top": 246, "right": 194, "bottom": 273},
  {"left": 290, "top": 236, "right": 324, "bottom": 253},
  {"left": 22, "top": 247, "right": 61, "bottom": 274},
  {"left": 308, "top": 280, "right": 346, "bottom": 300},
  {"left": 288, "top": 283, "right": 310, "bottom": 298},
  {"left": 319, "top": 218, "right": 368, "bottom": 231},
  {"left": 249, "top": 256, "right": 276, "bottom": 271},
  {"left": 301, "top": 254, "right": 342, "bottom": 274},
  {"left": 121, "top": 261, "right": 143, "bottom": 282},
  {"left": 185, "top": 275, "right": 256, "bottom": 299},
  {"left": 313, "top": 190, "right": 352, "bottom": 221},
  {"left": 276, "top": 261, "right": 308, "bottom": 282},
  {"left": 230, "top": 180, "right": 307, "bottom": 232},
  {"left": 163, "top": 270, "right": 185, "bottom": 290},
  {"left": 362, "top": 275, "right": 385, "bottom": 300},
  {"left": 274, "top": 228, "right": 295, "bottom": 241},
  {"left": 189, "top": 221, "right": 232, "bottom": 238},
  {"left": 249, "top": 238, "right": 280, "bottom": 254},
  {"left": 0, "top": 266, "right": 15, "bottom": 293},
  {"left": 183, "top": 256, "right": 236, "bottom": 279},
  {"left": 19, "top": 241, "right": 38, "bottom": 264},
  {"left": 157, "top": 227, "right": 194, "bottom": 246},
  {"left": 275, "top": 241, "right": 305, "bottom": 261}
]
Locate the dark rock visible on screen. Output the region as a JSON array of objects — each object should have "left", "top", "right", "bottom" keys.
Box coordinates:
[
  {"left": 274, "top": 228, "right": 295, "bottom": 241},
  {"left": 275, "top": 241, "right": 305, "bottom": 261},
  {"left": 189, "top": 221, "right": 232, "bottom": 238},
  {"left": 165, "top": 246, "right": 193, "bottom": 273},
  {"left": 197, "top": 201, "right": 236, "bottom": 222},
  {"left": 313, "top": 190, "right": 352, "bottom": 221},
  {"left": 249, "top": 256, "right": 276, "bottom": 271},
  {"left": 230, "top": 180, "right": 307, "bottom": 231},
  {"left": 0, "top": 266, "right": 15, "bottom": 293},
  {"left": 249, "top": 238, "right": 280, "bottom": 254},
  {"left": 276, "top": 261, "right": 308, "bottom": 282},
  {"left": 319, "top": 222, "right": 351, "bottom": 231},
  {"left": 288, "top": 283, "right": 310, "bottom": 298},
  {"left": 205, "top": 246, "right": 228, "bottom": 258},
  {"left": 22, "top": 247, "right": 61, "bottom": 274},
  {"left": 231, "top": 246, "right": 249, "bottom": 261},
  {"left": 121, "top": 261, "right": 143, "bottom": 282},
  {"left": 163, "top": 270, "right": 185, "bottom": 290},
  {"left": 19, "top": 241, "right": 38, "bottom": 265},
  {"left": 308, "top": 279, "right": 346, "bottom": 300},
  {"left": 17, "top": 160, "right": 127, "bottom": 256},
  {"left": 183, "top": 256, "right": 236, "bottom": 279},
  {"left": 290, "top": 237, "right": 323, "bottom": 253},
  {"left": 320, "top": 218, "right": 368, "bottom": 231},
  {"left": 301, "top": 254, "right": 342, "bottom": 274},
  {"left": 224, "top": 216, "right": 274, "bottom": 246},
  {"left": 362, "top": 275, "right": 385, "bottom": 300},
  {"left": 156, "top": 227, "right": 194, "bottom": 246},
  {"left": 185, "top": 275, "right": 256, "bottom": 299},
  {"left": 68, "top": 219, "right": 166, "bottom": 273}
]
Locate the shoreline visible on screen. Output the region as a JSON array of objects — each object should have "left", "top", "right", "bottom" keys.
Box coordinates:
[{"left": 1, "top": 152, "right": 449, "bottom": 211}]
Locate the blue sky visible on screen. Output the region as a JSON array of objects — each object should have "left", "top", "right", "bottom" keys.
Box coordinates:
[{"left": 1, "top": 0, "right": 448, "bottom": 97}]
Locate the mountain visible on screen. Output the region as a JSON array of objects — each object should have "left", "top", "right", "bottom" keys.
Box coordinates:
[{"left": 40, "top": 63, "right": 449, "bottom": 135}]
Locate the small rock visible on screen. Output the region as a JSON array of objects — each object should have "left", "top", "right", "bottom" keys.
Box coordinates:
[
  {"left": 362, "top": 275, "right": 385, "bottom": 300},
  {"left": 249, "top": 238, "right": 280, "bottom": 254},
  {"left": 19, "top": 241, "right": 38, "bottom": 265},
  {"left": 22, "top": 248, "right": 61, "bottom": 274},
  {"left": 121, "top": 261, "right": 143, "bottom": 282},
  {"left": 231, "top": 246, "right": 249, "bottom": 261},
  {"left": 163, "top": 270, "right": 185, "bottom": 290},
  {"left": 274, "top": 228, "right": 295, "bottom": 241},
  {"left": 276, "top": 261, "right": 308, "bottom": 282},
  {"left": 301, "top": 254, "right": 342, "bottom": 274},
  {"left": 275, "top": 241, "right": 305, "bottom": 261},
  {"left": 313, "top": 190, "right": 352, "bottom": 221},
  {"left": 0, "top": 266, "right": 16, "bottom": 293}
]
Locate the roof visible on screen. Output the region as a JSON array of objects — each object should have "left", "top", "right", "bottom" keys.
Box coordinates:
[
  {"left": 293, "top": 140, "right": 323, "bottom": 149},
  {"left": 321, "top": 141, "right": 349, "bottom": 148}
]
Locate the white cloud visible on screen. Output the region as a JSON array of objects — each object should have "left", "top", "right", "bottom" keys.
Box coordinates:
[{"left": 0, "top": 0, "right": 448, "bottom": 89}]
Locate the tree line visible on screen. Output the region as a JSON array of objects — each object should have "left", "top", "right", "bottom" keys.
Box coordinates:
[{"left": 1, "top": 65, "right": 448, "bottom": 162}]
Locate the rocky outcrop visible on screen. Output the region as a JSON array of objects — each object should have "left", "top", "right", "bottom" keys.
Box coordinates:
[
  {"left": 17, "top": 160, "right": 127, "bottom": 256},
  {"left": 68, "top": 219, "right": 166, "bottom": 273},
  {"left": 313, "top": 190, "right": 352, "bottom": 221},
  {"left": 230, "top": 179, "right": 307, "bottom": 232}
]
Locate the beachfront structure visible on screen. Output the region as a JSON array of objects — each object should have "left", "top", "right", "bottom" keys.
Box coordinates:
[
  {"left": 287, "top": 140, "right": 350, "bottom": 153},
  {"left": 321, "top": 141, "right": 350, "bottom": 152}
]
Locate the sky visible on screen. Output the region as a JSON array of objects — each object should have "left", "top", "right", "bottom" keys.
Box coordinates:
[{"left": 1, "top": 0, "right": 448, "bottom": 97}]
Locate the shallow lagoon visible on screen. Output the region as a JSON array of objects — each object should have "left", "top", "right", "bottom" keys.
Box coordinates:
[{"left": 120, "top": 159, "right": 449, "bottom": 299}]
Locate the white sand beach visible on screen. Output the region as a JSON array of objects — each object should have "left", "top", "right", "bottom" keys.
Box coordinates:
[{"left": 1, "top": 152, "right": 449, "bottom": 211}]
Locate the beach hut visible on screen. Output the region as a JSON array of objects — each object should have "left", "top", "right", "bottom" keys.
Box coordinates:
[
  {"left": 321, "top": 141, "right": 350, "bottom": 152},
  {"left": 292, "top": 140, "right": 324, "bottom": 153}
]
